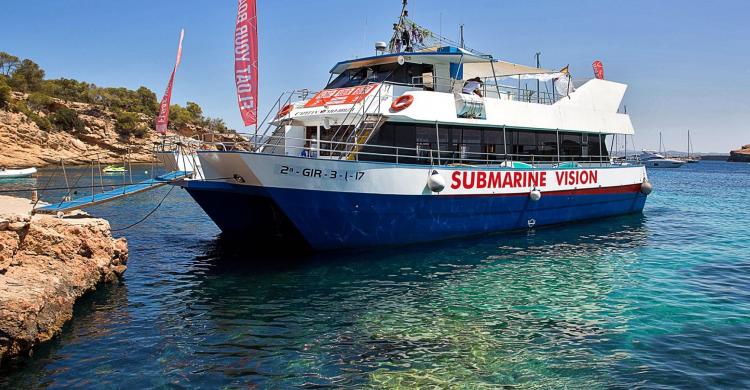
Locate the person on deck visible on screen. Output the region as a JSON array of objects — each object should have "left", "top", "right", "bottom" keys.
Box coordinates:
[
  {"left": 462, "top": 77, "right": 483, "bottom": 97},
  {"left": 300, "top": 141, "right": 312, "bottom": 158}
]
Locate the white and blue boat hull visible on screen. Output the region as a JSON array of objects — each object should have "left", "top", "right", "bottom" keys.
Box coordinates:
[{"left": 182, "top": 152, "right": 649, "bottom": 250}]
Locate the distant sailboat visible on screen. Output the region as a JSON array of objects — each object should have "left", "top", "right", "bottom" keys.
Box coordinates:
[
  {"left": 686, "top": 130, "right": 700, "bottom": 163},
  {"left": 639, "top": 132, "right": 686, "bottom": 168}
]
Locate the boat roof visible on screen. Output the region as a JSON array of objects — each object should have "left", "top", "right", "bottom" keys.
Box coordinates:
[{"left": 330, "top": 46, "right": 552, "bottom": 78}]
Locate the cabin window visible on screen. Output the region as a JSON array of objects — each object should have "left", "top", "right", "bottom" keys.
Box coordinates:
[
  {"left": 416, "top": 125, "right": 440, "bottom": 159},
  {"left": 326, "top": 63, "right": 434, "bottom": 89},
  {"left": 483, "top": 129, "right": 504, "bottom": 160},
  {"left": 536, "top": 132, "right": 558, "bottom": 161},
  {"left": 507, "top": 130, "right": 537, "bottom": 157},
  {"left": 560, "top": 132, "right": 583, "bottom": 160},
  {"left": 461, "top": 129, "right": 482, "bottom": 161},
  {"left": 588, "top": 134, "right": 606, "bottom": 159},
  {"left": 358, "top": 122, "right": 610, "bottom": 164}
]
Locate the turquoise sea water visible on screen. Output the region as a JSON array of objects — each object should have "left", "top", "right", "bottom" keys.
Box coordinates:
[{"left": 1, "top": 161, "right": 749, "bottom": 388}]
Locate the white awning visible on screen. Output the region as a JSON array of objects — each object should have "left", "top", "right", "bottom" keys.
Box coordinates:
[{"left": 462, "top": 61, "right": 553, "bottom": 79}]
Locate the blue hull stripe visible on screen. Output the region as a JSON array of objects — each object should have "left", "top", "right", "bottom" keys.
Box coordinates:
[{"left": 183, "top": 181, "right": 646, "bottom": 250}]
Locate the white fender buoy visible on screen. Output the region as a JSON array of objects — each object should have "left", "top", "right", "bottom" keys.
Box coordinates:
[
  {"left": 529, "top": 188, "right": 542, "bottom": 201},
  {"left": 428, "top": 170, "right": 446, "bottom": 193},
  {"left": 640, "top": 180, "right": 653, "bottom": 195}
]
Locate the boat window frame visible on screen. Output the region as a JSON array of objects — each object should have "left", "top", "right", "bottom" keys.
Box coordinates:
[{"left": 359, "top": 121, "right": 611, "bottom": 165}]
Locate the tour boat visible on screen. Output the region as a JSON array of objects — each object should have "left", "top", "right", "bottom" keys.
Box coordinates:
[
  {"left": 0, "top": 167, "right": 37, "bottom": 178},
  {"left": 167, "top": 2, "right": 653, "bottom": 250}
]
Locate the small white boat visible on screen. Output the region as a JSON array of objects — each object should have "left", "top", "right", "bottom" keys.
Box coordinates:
[
  {"left": 638, "top": 151, "right": 686, "bottom": 168},
  {"left": 102, "top": 165, "right": 127, "bottom": 174},
  {"left": 0, "top": 167, "right": 37, "bottom": 178},
  {"left": 637, "top": 132, "right": 685, "bottom": 168}
]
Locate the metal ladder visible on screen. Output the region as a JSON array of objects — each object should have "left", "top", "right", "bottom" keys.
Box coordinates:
[
  {"left": 261, "top": 125, "right": 289, "bottom": 154},
  {"left": 345, "top": 113, "right": 386, "bottom": 160},
  {"left": 328, "top": 82, "right": 388, "bottom": 157}
]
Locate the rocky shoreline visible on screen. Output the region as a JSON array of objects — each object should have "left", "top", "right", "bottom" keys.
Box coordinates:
[{"left": 0, "top": 195, "right": 127, "bottom": 364}]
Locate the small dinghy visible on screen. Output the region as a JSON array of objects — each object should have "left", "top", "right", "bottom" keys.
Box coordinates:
[
  {"left": 102, "top": 165, "right": 127, "bottom": 174},
  {"left": 0, "top": 167, "right": 37, "bottom": 178}
]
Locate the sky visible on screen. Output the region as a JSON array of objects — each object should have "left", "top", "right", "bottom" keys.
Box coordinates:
[{"left": 3, "top": 0, "right": 749, "bottom": 153}]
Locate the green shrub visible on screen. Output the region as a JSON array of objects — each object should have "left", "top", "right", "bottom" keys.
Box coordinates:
[
  {"left": 0, "top": 83, "right": 10, "bottom": 109},
  {"left": 133, "top": 126, "right": 148, "bottom": 138},
  {"left": 136, "top": 86, "right": 158, "bottom": 116},
  {"left": 29, "top": 112, "right": 52, "bottom": 131},
  {"left": 115, "top": 111, "right": 147, "bottom": 138},
  {"left": 27, "top": 92, "right": 54, "bottom": 111},
  {"left": 185, "top": 101, "right": 203, "bottom": 120},
  {"left": 204, "top": 117, "right": 231, "bottom": 133},
  {"left": 41, "top": 78, "right": 93, "bottom": 103},
  {"left": 9, "top": 98, "right": 31, "bottom": 115},
  {"left": 51, "top": 107, "right": 84, "bottom": 133},
  {"left": 168, "top": 104, "right": 193, "bottom": 130}
]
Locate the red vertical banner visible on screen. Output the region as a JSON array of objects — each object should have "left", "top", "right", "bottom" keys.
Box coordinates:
[
  {"left": 592, "top": 60, "right": 604, "bottom": 80},
  {"left": 156, "top": 29, "right": 185, "bottom": 134},
  {"left": 235, "top": 0, "right": 258, "bottom": 126}
]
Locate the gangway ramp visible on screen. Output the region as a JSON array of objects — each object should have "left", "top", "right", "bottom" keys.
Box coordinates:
[{"left": 34, "top": 171, "right": 190, "bottom": 214}]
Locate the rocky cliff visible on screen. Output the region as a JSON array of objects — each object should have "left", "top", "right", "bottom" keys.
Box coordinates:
[
  {"left": 728, "top": 144, "right": 750, "bottom": 162},
  {"left": 0, "top": 92, "right": 166, "bottom": 167},
  {"left": 0, "top": 196, "right": 127, "bottom": 364}
]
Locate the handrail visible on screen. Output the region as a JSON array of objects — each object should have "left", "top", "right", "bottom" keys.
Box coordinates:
[
  {"left": 197, "top": 134, "right": 623, "bottom": 168},
  {"left": 326, "top": 67, "right": 399, "bottom": 154},
  {"left": 337, "top": 83, "right": 389, "bottom": 159},
  {"left": 255, "top": 88, "right": 317, "bottom": 150},
  {"left": 408, "top": 75, "right": 559, "bottom": 104},
  {"left": 327, "top": 83, "right": 388, "bottom": 151}
]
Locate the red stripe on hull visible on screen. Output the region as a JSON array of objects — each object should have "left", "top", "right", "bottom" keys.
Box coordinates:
[{"left": 445, "top": 183, "right": 643, "bottom": 198}]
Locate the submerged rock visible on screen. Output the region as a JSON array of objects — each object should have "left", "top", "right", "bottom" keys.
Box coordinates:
[{"left": 0, "top": 196, "right": 127, "bottom": 364}]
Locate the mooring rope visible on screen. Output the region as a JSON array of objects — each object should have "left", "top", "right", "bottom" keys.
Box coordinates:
[{"left": 110, "top": 184, "right": 175, "bottom": 232}]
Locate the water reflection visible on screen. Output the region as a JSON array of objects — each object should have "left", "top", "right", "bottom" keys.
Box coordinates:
[
  {"left": 3, "top": 162, "right": 748, "bottom": 388},
  {"left": 170, "top": 215, "right": 649, "bottom": 388}
]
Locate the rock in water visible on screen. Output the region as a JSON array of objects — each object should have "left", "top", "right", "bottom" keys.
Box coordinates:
[
  {"left": 0, "top": 196, "right": 127, "bottom": 364},
  {"left": 728, "top": 144, "right": 750, "bottom": 162}
]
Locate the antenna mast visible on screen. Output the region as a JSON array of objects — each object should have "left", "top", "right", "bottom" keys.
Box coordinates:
[{"left": 388, "top": 0, "right": 410, "bottom": 53}]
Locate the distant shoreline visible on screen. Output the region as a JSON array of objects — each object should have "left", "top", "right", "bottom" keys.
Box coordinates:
[{"left": 699, "top": 155, "right": 731, "bottom": 161}]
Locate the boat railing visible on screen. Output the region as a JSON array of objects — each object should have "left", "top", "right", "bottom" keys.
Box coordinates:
[
  {"left": 254, "top": 88, "right": 318, "bottom": 146},
  {"left": 327, "top": 82, "right": 389, "bottom": 156},
  {"left": 198, "top": 134, "right": 627, "bottom": 168},
  {"left": 404, "top": 75, "right": 561, "bottom": 105}
]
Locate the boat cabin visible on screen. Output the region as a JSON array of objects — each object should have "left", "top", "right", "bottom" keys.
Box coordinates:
[{"left": 264, "top": 46, "right": 631, "bottom": 167}]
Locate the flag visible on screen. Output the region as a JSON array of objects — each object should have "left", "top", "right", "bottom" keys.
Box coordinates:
[
  {"left": 235, "top": 0, "right": 258, "bottom": 126},
  {"left": 592, "top": 60, "right": 604, "bottom": 79},
  {"left": 155, "top": 29, "right": 185, "bottom": 134}
]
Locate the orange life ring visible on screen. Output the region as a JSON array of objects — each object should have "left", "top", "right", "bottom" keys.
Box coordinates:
[
  {"left": 276, "top": 104, "right": 294, "bottom": 118},
  {"left": 390, "top": 95, "right": 414, "bottom": 112}
]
